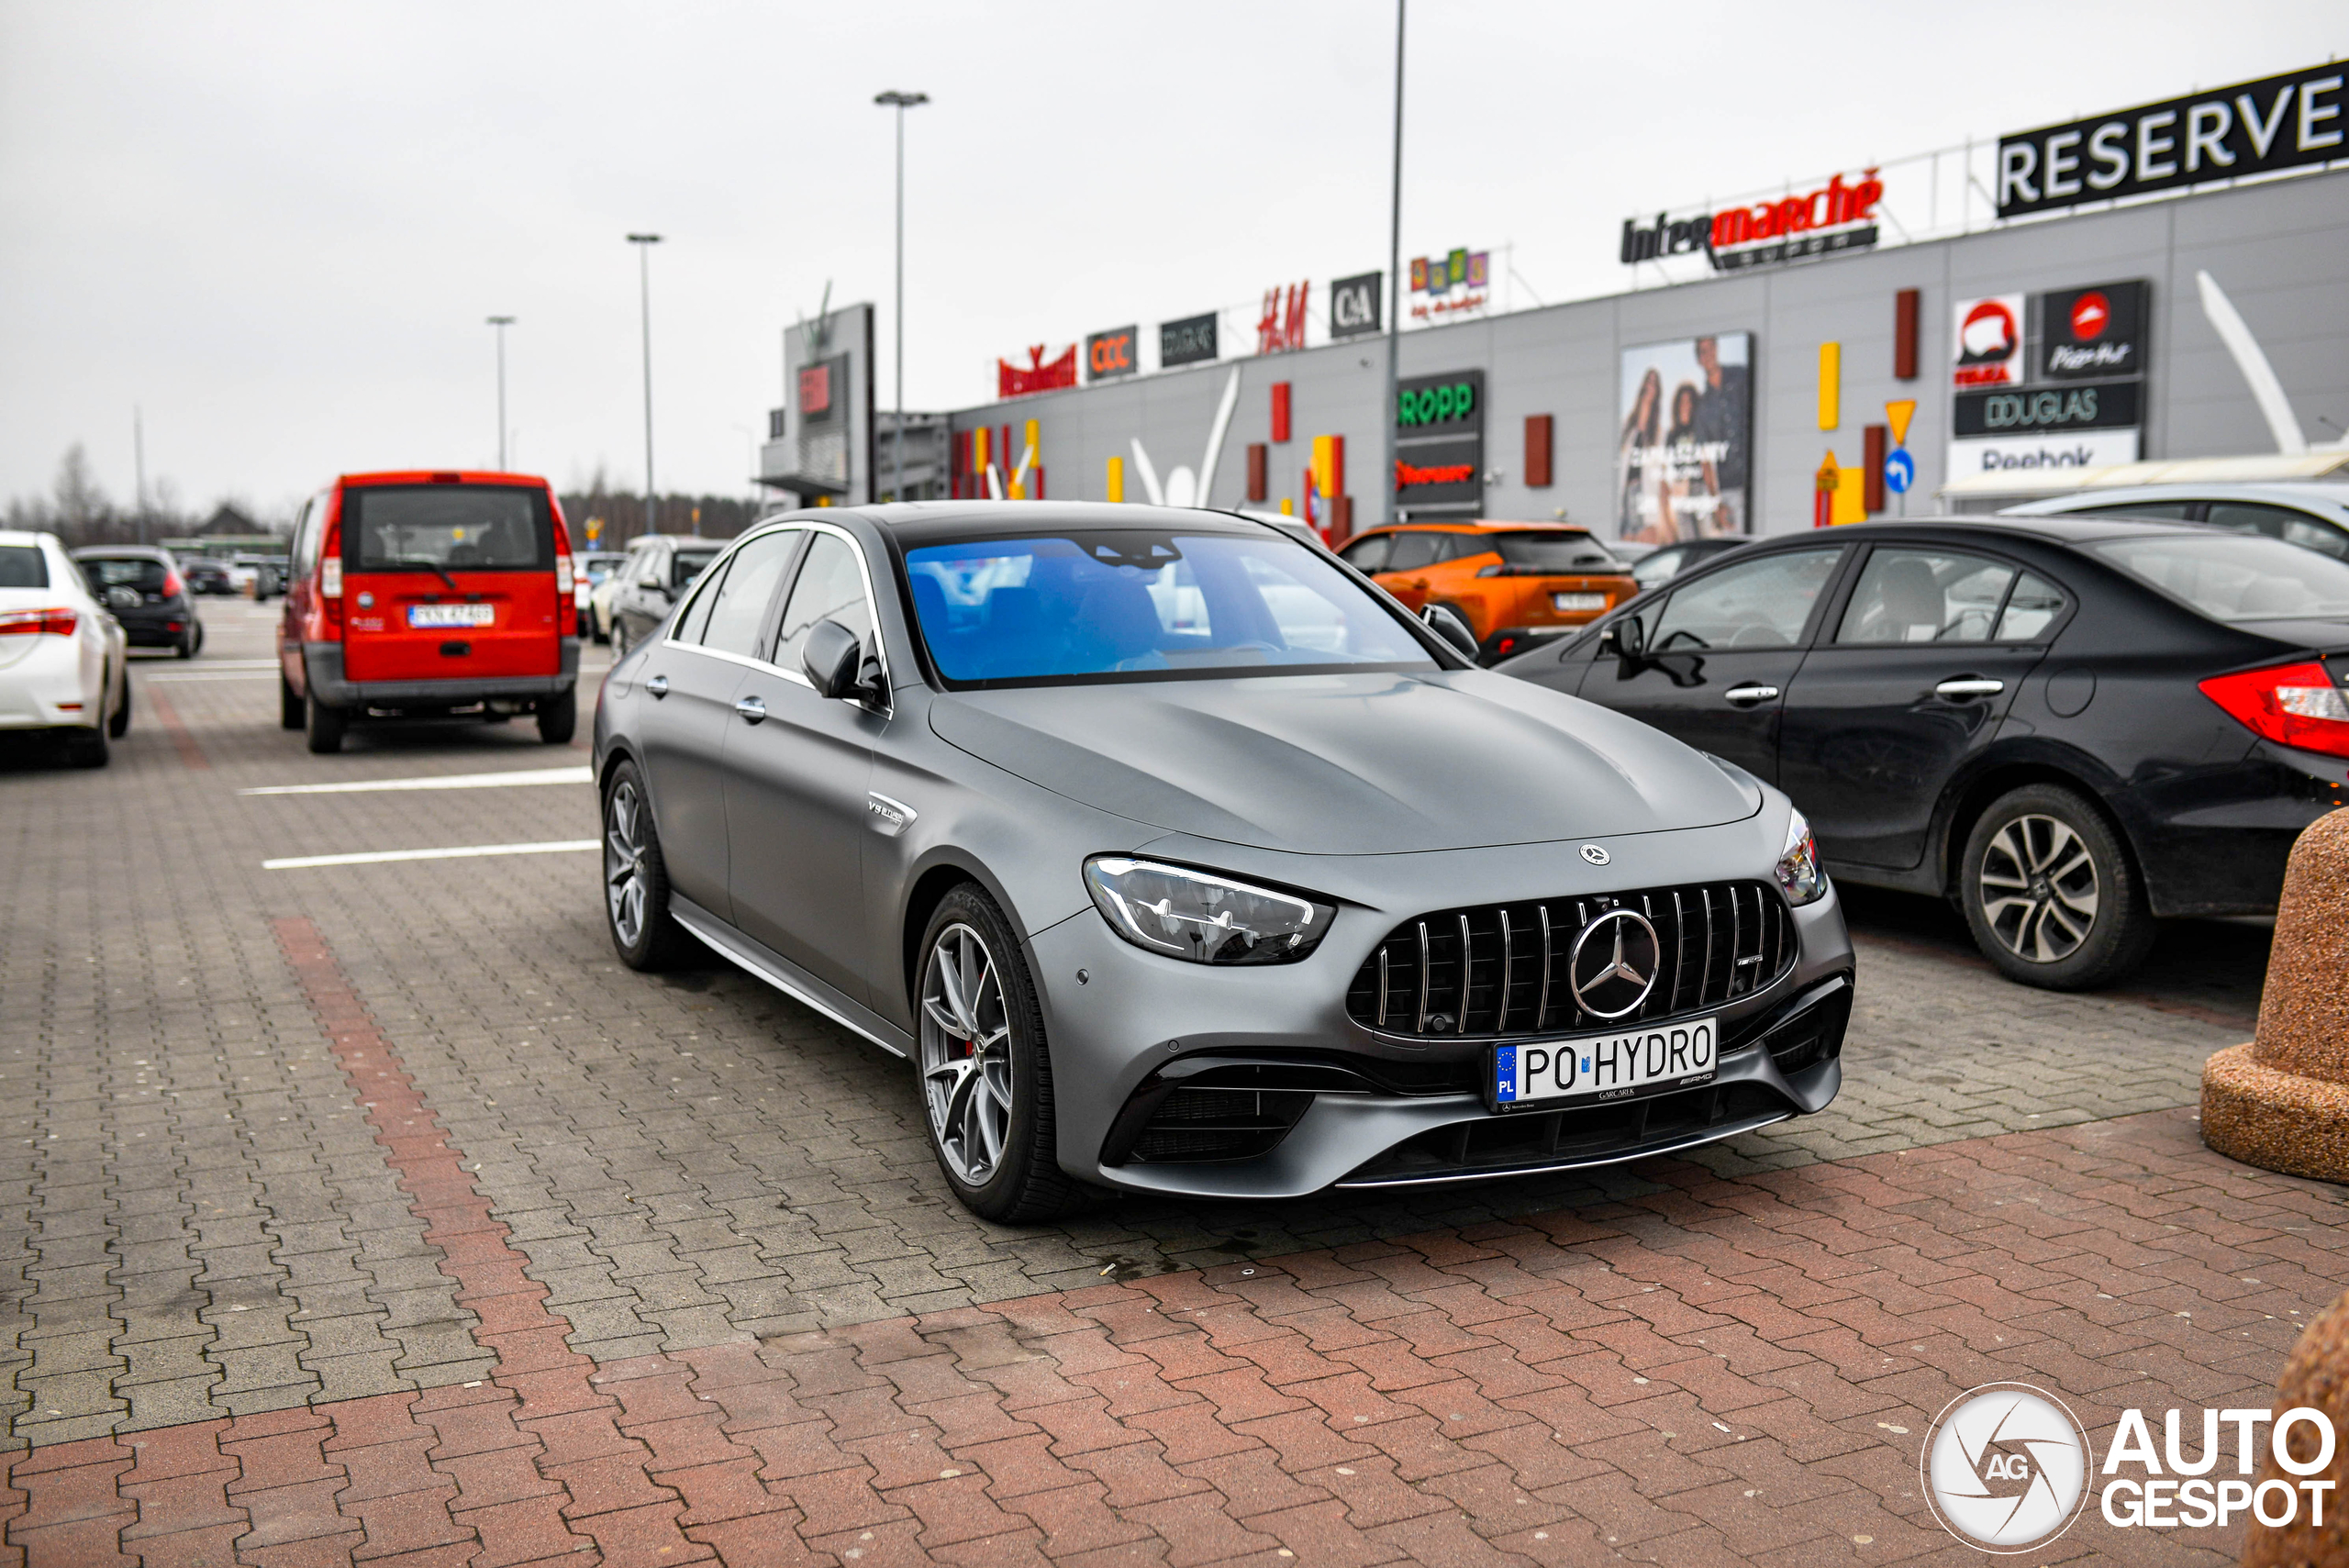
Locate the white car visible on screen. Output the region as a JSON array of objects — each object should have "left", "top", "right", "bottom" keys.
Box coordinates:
[
  {"left": 2004, "top": 482, "right": 2349, "bottom": 561},
  {"left": 0, "top": 530, "right": 130, "bottom": 766},
  {"left": 574, "top": 551, "right": 629, "bottom": 639}
]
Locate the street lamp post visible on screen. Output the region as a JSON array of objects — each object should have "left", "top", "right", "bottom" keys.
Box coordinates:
[
  {"left": 874, "top": 90, "right": 930, "bottom": 504},
  {"left": 485, "top": 316, "right": 515, "bottom": 470},
  {"left": 1381, "top": 1, "right": 1406, "bottom": 528},
  {"left": 626, "top": 234, "right": 662, "bottom": 537}
]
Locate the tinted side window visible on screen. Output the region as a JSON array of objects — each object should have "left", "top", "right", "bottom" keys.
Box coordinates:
[
  {"left": 1649, "top": 549, "right": 1841, "bottom": 651},
  {"left": 773, "top": 534, "right": 874, "bottom": 674},
  {"left": 1633, "top": 547, "right": 1685, "bottom": 588},
  {"left": 2206, "top": 503, "right": 2349, "bottom": 560},
  {"left": 0, "top": 547, "right": 52, "bottom": 588},
  {"left": 671, "top": 555, "right": 730, "bottom": 645},
  {"left": 1384, "top": 532, "right": 1442, "bottom": 573},
  {"left": 696, "top": 533, "right": 800, "bottom": 658},
  {"left": 2075, "top": 501, "right": 2198, "bottom": 520},
  {"left": 1993, "top": 572, "right": 2069, "bottom": 640},
  {"left": 1835, "top": 550, "right": 2017, "bottom": 644},
  {"left": 1339, "top": 533, "right": 1392, "bottom": 573},
  {"left": 1438, "top": 533, "right": 1491, "bottom": 562}
]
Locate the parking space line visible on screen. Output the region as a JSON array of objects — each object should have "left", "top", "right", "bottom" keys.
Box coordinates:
[
  {"left": 142, "top": 671, "right": 275, "bottom": 682},
  {"left": 262, "top": 839, "right": 596, "bottom": 870},
  {"left": 143, "top": 688, "right": 209, "bottom": 770},
  {"left": 240, "top": 765, "right": 592, "bottom": 795}
]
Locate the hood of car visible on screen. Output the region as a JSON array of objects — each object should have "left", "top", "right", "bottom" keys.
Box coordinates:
[{"left": 928, "top": 669, "right": 1760, "bottom": 855}]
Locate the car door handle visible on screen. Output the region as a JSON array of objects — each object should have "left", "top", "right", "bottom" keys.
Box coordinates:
[
  {"left": 645, "top": 673, "right": 669, "bottom": 698},
  {"left": 735, "top": 695, "right": 766, "bottom": 724},
  {"left": 1723, "top": 684, "right": 1780, "bottom": 707},
  {"left": 1935, "top": 677, "right": 2006, "bottom": 699}
]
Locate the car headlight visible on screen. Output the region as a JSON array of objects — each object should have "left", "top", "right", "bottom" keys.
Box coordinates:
[
  {"left": 1775, "top": 808, "right": 1829, "bottom": 906},
  {"left": 1084, "top": 856, "right": 1334, "bottom": 965}
]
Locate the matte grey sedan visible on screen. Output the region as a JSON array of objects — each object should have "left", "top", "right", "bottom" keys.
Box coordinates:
[{"left": 593, "top": 503, "right": 1854, "bottom": 1220}]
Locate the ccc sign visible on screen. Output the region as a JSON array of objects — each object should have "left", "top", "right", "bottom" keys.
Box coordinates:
[{"left": 1086, "top": 326, "right": 1138, "bottom": 381}]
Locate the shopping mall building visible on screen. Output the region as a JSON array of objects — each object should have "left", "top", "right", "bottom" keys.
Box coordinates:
[{"left": 762, "top": 61, "right": 2349, "bottom": 542}]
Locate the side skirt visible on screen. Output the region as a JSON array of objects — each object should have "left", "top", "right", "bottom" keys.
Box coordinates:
[{"left": 669, "top": 895, "right": 914, "bottom": 1060}]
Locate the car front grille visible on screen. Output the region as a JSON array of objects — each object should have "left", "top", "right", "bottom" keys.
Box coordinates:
[{"left": 1344, "top": 880, "right": 1794, "bottom": 1041}]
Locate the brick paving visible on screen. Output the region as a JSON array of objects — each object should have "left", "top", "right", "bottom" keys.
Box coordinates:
[{"left": 0, "top": 600, "right": 2338, "bottom": 1564}]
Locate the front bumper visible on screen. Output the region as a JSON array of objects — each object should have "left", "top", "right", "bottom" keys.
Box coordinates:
[
  {"left": 1027, "top": 828, "right": 1854, "bottom": 1200},
  {"left": 303, "top": 639, "right": 578, "bottom": 710}
]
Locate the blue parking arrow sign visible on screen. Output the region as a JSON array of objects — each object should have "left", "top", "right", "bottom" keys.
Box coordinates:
[{"left": 1884, "top": 446, "right": 1915, "bottom": 494}]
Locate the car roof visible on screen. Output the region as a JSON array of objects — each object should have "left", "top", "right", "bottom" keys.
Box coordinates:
[
  {"left": 338, "top": 469, "right": 551, "bottom": 488},
  {"left": 2007, "top": 482, "right": 2349, "bottom": 516},
  {"left": 0, "top": 530, "right": 60, "bottom": 549},
  {"left": 72, "top": 543, "right": 173, "bottom": 560},
  {"left": 846, "top": 500, "right": 1282, "bottom": 547},
  {"left": 1356, "top": 520, "right": 1597, "bottom": 536},
  {"left": 1709, "top": 515, "right": 2219, "bottom": 549}
]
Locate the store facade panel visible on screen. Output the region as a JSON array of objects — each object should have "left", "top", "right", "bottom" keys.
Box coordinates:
[{"left": 944, "top": 168, "right": 2349, "bottom": 538}]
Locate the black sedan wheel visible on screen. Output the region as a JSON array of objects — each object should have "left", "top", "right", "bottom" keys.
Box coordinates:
[
  {"left": 1960, "top": 784, "right": 2153, "bottom": 990},
  {"left": 915, "top": 886, "right": 1074, "bottom": 1222},
  {"left": 602, "top": 761, "right": 692, "bottom": 970}
]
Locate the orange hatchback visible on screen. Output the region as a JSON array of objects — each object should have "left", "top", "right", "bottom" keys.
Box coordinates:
[
  {"left": 1335, "top": 522, "right": 1636, "bottom": 662},
  {"left": 278, "top": 470, "right": 578, "bottom": 753}
]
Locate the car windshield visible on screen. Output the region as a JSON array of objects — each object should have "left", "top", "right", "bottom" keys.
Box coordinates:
[
  {"left": 346, "top": 484, "right": 551, "bottom": 572},
  {"left": 82, "top": 557, "right": 169, "bottom": 590},
  {"left": 903, "top": 530, "right": 1435, "bottom": 686},
  {"left": 1492, "top": 531, "right": 1623, "bottom": 573},
  {"left": 2087, "top": 533, "right": 2349, "bottom": 623},
  {"left": 0, "top": 546, "right": 48, "bottom": 588}
]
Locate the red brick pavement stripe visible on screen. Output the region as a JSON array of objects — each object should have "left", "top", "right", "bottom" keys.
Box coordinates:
[
  {"left": 141, "top": 686, "right": 210, "bottom": 771},
  {"left": 5, "top": 923, "right": 2333, "bottom": 1564}
]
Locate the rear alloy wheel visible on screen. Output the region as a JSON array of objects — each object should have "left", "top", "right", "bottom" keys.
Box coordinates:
[
  {"left": 1960, "top": 784, "right": 2153, "bottom": 990},
  {"left": 601, "top": 761, "right": 693, "bottom": 970},
  {"left": 915, "top": 887, "right": 1076, "bottom": 1222},
  {"left": 304, "top": 692, "right": 346, "bottom": 754}
]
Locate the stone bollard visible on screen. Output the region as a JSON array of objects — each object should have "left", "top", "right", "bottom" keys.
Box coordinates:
[
  {"left": 2239, "top": 1289, "right": 2347, "bottom": 1568},
  {"left": 2202, "top": 808, "right": 2349, "bottom": 1183}
]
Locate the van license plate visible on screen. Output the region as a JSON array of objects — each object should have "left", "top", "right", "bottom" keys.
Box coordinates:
[
  {"left": 1489, "top": 1017, "right": 1717, "bottom": 1109},
  {"left": 408, "top": 604, "right": 495, "bottom": 628},
  {"left": 1553, "top": 593, "right": 1608, "bottom": 613}
]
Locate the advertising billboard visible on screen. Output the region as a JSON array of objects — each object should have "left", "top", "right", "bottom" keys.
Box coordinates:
[
  {"left": 1394, "top": 370, "right": 1485, "bottom": 517},
  {"left": 1998, "top": 63, "right": 2347, "bottom": 219},
  {"left": 1953, "top": 295, "right": 2026, "bottom": 388},
  {"left": 2039, "top": 281, "right": 2146, "bottom": 381},
  {"left": 1616, "top": 334, "right": 1751, "bottom": 543},
  {"left": 1085, "top": 326, "right": 1138, "bottom": 382},
  {"left": 768, "top": 302, "right": 875, "bottom": 504},
  {"left": 1949, "top": 280, "right": 2149, "bottom": 483},
  {"left": 1160, "top": 312, "right": 1219, "bottom": 369},
  {"left": 1330, "top": 272, "right": 1382, "bottom": 339}
]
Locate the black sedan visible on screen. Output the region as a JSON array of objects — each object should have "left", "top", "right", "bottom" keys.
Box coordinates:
[
  {"left": 607, "top": 534, "right": 722, "bottom": 658},
  {"left": 72, "top": 546, "right": 203, "bottom": 657},
  {"left": 1500, "top": 516, "right": 2349, "bottom": 989}
]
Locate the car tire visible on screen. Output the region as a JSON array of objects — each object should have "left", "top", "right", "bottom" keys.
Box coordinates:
[
  {"left": 280, "top": 671, "right": 305, "bottom": 730},
  {"left": 601, "top": 759, "right": 695, "bottom": 971},
  {"left": 64, "top": 715, "right": 108, "bottom": 769},
  {"left": 1959, "top": 784, "right": 2154, "bottom": 990},
  {"left": 176, "top": 630, "right": 195, "bottom": 659},
  {"left": 107, "top": 670, "right": 131, "bottom": 738},
  {"left": 914, "top": 884, "right": 1080, "bottom": 1223},
  {"left": 537, "top": 688, "right": 577, "bottom": 745},
  {"left": 305, "top": 692, "right": 346, "bottom": 754}
]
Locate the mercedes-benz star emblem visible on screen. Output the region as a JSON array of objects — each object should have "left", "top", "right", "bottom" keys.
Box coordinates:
[
  {"left": 1568, "top": 908, "right": 1659, "bottom": 1018},
  {"left": 1579, "top": 843, "right": 1610, "bottom": 865}
]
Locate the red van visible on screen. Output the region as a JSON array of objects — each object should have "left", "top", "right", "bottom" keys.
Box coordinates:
[{"left": 278, "top": 471, "right": 578, "bottom": 754}]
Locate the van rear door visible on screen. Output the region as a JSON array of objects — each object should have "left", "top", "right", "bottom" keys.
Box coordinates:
[{"left": 340, "top": 482, "right": 562, "bottom": 686}]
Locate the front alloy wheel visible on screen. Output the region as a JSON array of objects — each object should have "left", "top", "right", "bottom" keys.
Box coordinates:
[
  {"left": 1959, "top": 784, "right": 2153, "bottom": 990},
  {"left": 919, "top": 923, "right": 1014, "bottom": 1186}
]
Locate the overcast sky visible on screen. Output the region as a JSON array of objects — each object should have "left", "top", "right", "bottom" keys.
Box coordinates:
[{"left": 2, "top": 2, "right": 2341, "bottom": 517}]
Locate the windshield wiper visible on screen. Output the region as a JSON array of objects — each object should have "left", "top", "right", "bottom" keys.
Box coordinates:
[{"left": 390, "top": 557, "right": 461, "bottom": 592}]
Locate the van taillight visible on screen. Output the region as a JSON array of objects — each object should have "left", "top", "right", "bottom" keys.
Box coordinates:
[
  {"left": 0, "top": 608, "right": 78, "bottom": 638},
  {"left": 321, "top": 557, "right": 342, "bottom": 598},
  {"left": 2199, "top": 661, "right": 2349, "bottom": 760},
  {"left": 555, "top": 553, "right": 573, "bottom": 595}
]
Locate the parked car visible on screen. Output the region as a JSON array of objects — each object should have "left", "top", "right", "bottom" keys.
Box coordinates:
[
  {"left": 277, "top": 470, "right": 580, "bottom": 753},
  {"left": 1631, "top": 535, "right": 1752, "bottom": 592},
  {"left": 595, "top": 502, "right": 1853, "bottom": 1218},
  {"left": 1335, "top": 522, "right": 1638, "bottom": 662},
  {"left": 182, "top": 557, "right": 233, "bottom": 595},
  {"left": 72, "top": 546, "right": 203, "bottom": 658},
  {"left": 606, "top": 535, "right": 722, "bottom": 656},
  {"left": 2005, "top": 483, "right": 2349, "bottom": 560},
  {"left": 0, "top": 530, "right": 131, "bottom": 766},
  {"left": 574, "top": 550, "right": 629, "bottom": 639},
  {"left": 1500, "top": 516, "right": 2349, "bottom": 989}
]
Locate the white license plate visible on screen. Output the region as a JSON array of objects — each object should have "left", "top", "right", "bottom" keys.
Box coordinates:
[
  {"left": 1491, "top": 1016, "right": 1718, "bottom": 1107},
  {"left": 407, "top": 603, "right": 495, "bottom": 628},
  {"left": 1553, "top": 592, "right": 1608, "bottom": 613}
]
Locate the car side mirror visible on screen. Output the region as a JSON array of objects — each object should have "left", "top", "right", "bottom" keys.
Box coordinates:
[
  {"left": 1419, "top": 604, "right": 1479, "bottom": 660},
  {"left": 802, "top": 617, "right": 865, "bottom": 700},
  {"left": 1599, "top": 615, "right": 1645, "bottom": 662}
]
